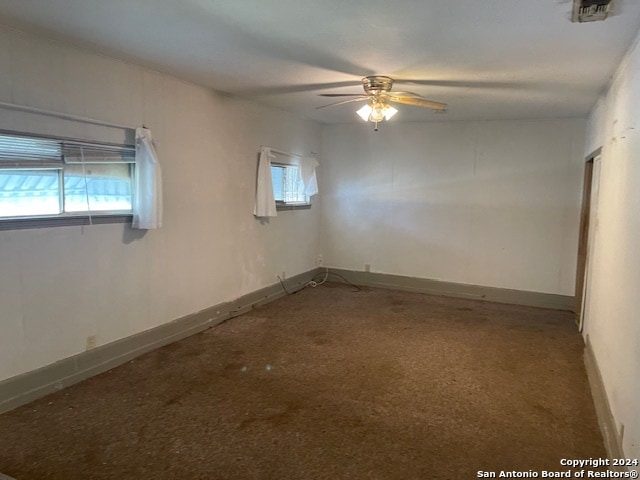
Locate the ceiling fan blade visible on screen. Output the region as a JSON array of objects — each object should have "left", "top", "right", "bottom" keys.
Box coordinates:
[
  {"left": 320, "top": 93, "right": 365, "bottom": 97},
  {"left": 233, "top": 80, "right": 362, "bottom": 96},
  {"left": 385, "top": 91, "right": 421, "bottom": 97},
  {"left": 384, "top": 94, "right": 447, "bottom": 112},
  {"left": 315, "top": 96, "right": 369, "bottom": 109},
  {"left": 392, "top": 78, "right": 521, "bottom": 90}
]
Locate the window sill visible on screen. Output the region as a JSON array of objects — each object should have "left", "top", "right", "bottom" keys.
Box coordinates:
[
  {"left": 0, "top": 214, "right": 133, "bottom": 231},
  {"left": 275, "top": 203, "right": 311, "bottom": 211}
]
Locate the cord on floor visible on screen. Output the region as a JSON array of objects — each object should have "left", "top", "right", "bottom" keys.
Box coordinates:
[
  {"left": 278, "top": 268, "right": 362, "bottom": 296},
  {"left": 307, "top": 267, "right": 361, "bottom": 292},
  {"left": 277, "top": 275, "right": 293, "bottom": 295},
  {"left": 307, "top": 267, "right": 329, "bottom": 287}
]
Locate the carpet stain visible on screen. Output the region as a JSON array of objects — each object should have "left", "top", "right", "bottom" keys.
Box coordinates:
[
  {"left": 306, "top": 330, "right": 325, "bottom": 337},
  {"left": 223, "top": 361, "right": 245, "bottom": 372},
  {"left": 532, "top": 404, "right": 557, "bottom": 419},
  {"left": 238, "top": 402, "right": 303, "bottom": 430}
]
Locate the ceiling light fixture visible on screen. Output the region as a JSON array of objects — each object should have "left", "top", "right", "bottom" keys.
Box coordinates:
[{"left": 356, "top": 100, "right": 398, "bottom": 131}]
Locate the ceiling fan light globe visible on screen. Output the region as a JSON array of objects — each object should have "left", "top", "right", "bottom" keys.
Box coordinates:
[
  {"left": 383, "top": 105, "right": 398, "bottom": 120},
  {"left": 356, "top": 104, "right": 372, "bottom": 121},
  {"left": 370, "top": 103, "right": 386, "bottom": 122}
]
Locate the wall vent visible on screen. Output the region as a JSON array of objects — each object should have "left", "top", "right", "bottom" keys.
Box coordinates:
[{"left": 572, "top": 0, "right": 614, "bottom": 22}]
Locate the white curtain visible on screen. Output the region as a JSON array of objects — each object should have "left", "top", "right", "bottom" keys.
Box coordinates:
[
  {"left": 132, "top": 127, "right": 163, "bottom": 229},
  {"left": 254, "top": 146, "right": 277, "bottom": 217},
  {"left": 299, "top": 156, "right": 319, "bottom": 196}
]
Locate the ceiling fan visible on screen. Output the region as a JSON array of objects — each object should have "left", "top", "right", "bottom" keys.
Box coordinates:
[{"left": 316, "top": 75, "right": 447, "bottom": 129}]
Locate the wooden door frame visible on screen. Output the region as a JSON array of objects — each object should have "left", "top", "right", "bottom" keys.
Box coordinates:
[{"left": 574, "top": 147, "right": 602, "bottom": 329}]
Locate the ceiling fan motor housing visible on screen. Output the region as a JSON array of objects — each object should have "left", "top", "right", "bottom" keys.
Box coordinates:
[{"left": 362, "top": 76, "right": 394, "bottom": 95}]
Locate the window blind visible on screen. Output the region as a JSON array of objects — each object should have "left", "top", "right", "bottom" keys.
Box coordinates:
[
  {"left": 62, "top": 143, "right": 135, "bottom": 164},
  {"left": 0, "top": 130, "right": 136, "bottom": 224},
  {"left": 0, "top": 133, "right": 62, "bottom": 168}
]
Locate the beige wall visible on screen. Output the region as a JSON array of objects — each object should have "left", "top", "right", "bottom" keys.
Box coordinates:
[
  {"left": 583, "top": 29, "right": 640, "bottom": 460},
  {"left": 320, "top": 119, "right": 585, "bottom": 295},
  {"left": 0, "top": 27, "right": 322, "bottom": 381}
]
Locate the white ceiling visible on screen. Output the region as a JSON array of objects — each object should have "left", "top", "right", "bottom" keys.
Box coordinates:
[{"left": 0, "top": 0, "right": 639, "bottom": 124}]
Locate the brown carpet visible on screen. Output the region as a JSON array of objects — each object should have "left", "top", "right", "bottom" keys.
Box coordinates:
[{"left": 0, "top": 283, "right": 605, "bottom": 479}]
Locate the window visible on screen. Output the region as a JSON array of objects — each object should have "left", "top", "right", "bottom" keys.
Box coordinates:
[
  {"left": 254, "top": 147, "right": 317, "bottom": 217},
  {"left": 0, "top": 132, "right": 135, "bottom": 226},
  {"left": 270, "top": 162, "right": 309, "bottom": 206}
]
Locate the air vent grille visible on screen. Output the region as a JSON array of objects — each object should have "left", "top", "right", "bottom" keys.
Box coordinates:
[{"left": 571, "top": 0, "right": 613, "bottom": 22}]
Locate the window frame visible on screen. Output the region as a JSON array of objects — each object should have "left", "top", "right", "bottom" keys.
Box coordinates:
[
  {"left": 270, "top": 160, "right": 311, "bottom": 210},
  {"left": 0, "top": 129, "right": 135, "bottom": 230}
]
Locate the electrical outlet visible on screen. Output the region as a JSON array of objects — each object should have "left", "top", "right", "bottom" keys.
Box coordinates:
[
  {"left": 365, "top": 264, "right": 371, "bottom": 272},
  {"left": 317, "top": 254, "right": 323, "bottom": 265},
  {"left": 281, "top": 271, "right": 286, "bottom": 280},
  {"left": 86, "top": 335, "right": 96, "bottom": 351}
]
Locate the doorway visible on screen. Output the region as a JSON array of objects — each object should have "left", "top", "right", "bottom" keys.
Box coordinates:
[{"left": 574, "top": 149, "right": 601, "bottom": 331}]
